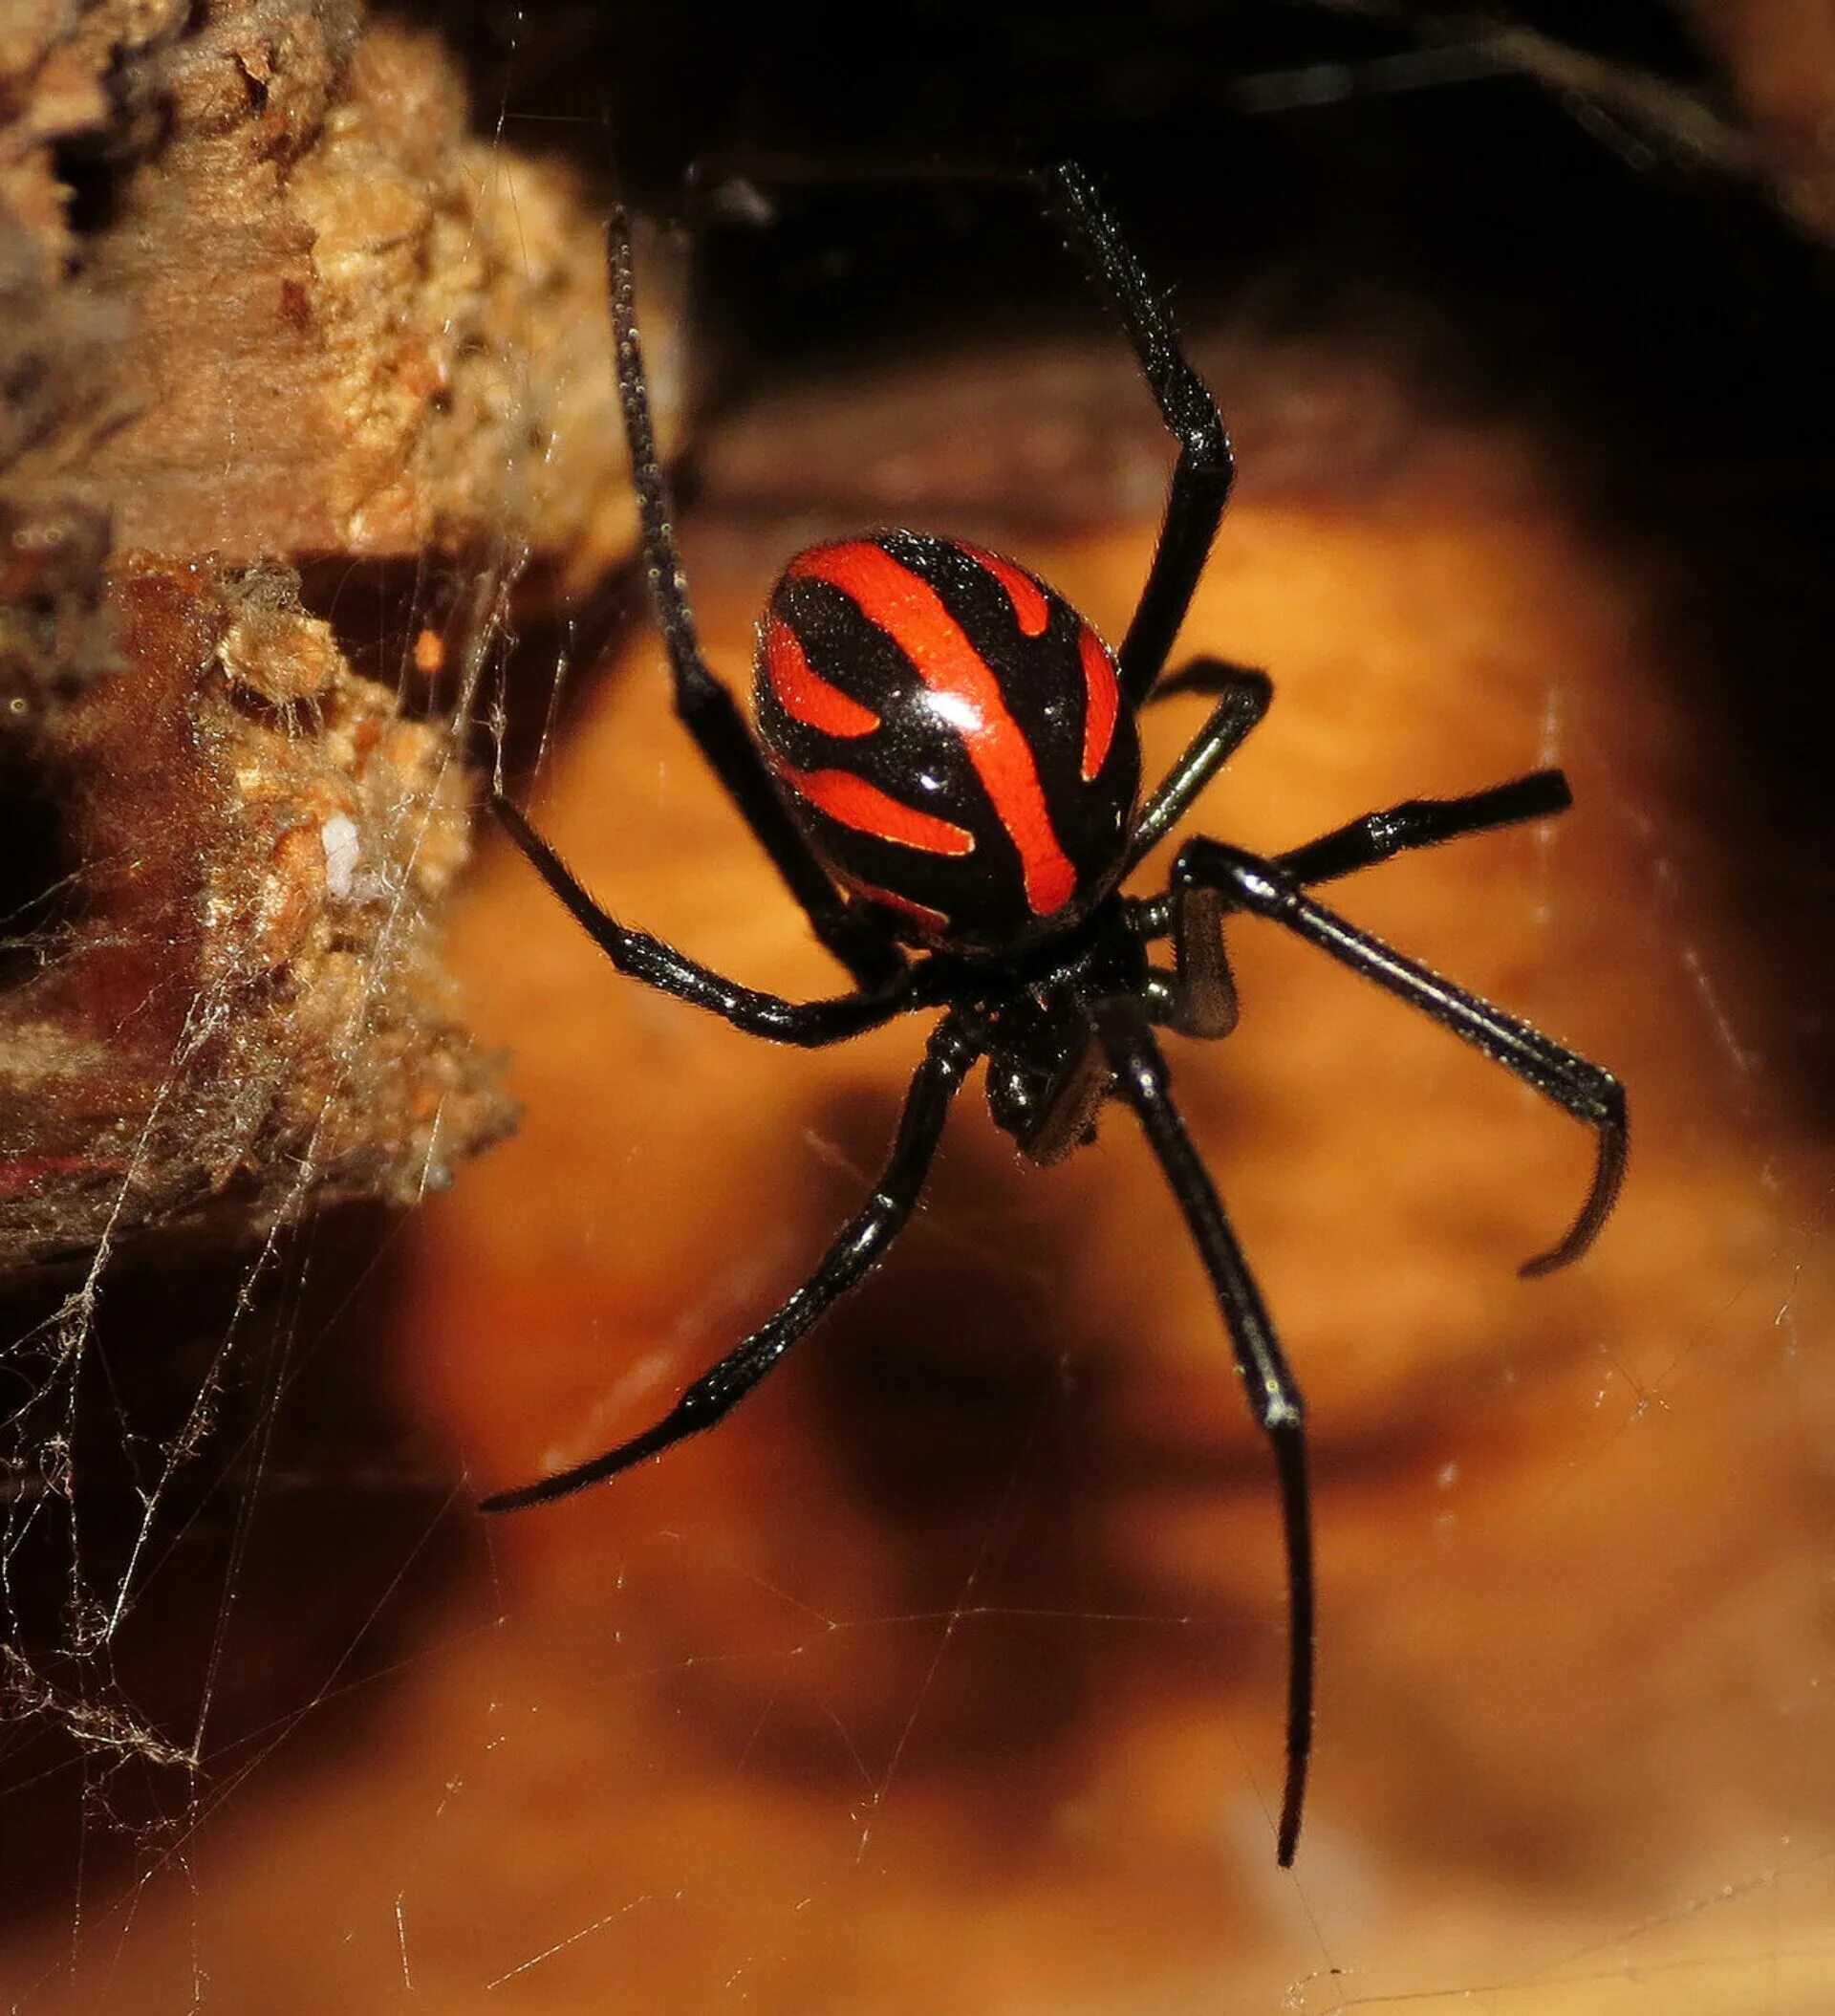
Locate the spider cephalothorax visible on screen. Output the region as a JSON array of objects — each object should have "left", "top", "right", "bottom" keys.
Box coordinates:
[{"left": 483, "top": 163, "right": 1628, "bottom": 1870}]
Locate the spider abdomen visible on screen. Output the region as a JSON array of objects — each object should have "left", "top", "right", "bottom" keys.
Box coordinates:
[{"left": 753, "top": 531, "right": 1141, "bottom": 953}]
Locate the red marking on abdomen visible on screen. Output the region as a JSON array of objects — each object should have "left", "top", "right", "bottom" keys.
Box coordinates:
[
  {"left": 845, "top": 877, "right": 952, "bottom": 938},
  {"left": 763, "top": 617, "right": 879, "bottom": 737},
  {"left": 1078, "top": 624, "right": 1119, "bottom": 782},
  {"left": 961, "top": 543, "right": 1050, "bottom": 638},
  {"left": 788, "top": 543, "right": 1077, "bottom": 917},
  {"left": 776, "top": 762, "right": 975, "bottom": 857}
]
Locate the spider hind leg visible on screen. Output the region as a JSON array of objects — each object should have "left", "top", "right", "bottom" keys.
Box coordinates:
[
  {"left": 1094, "top": 996, "right": 1314, "bottom": 1867},
  {"left": 480, "top": 1009, "right": 984, "bottom": 1513}
]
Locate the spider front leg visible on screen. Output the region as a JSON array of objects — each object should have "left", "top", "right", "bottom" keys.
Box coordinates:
[
  {"left": 1043, "top": 164, "right": 1234, "bottom": 703},
  {"left": 1137, "top": 770, "right": 1572, "bottom": 1039},
  {"left": 1092, "top": 997, "right": 1313, "bottom": 1868},
  {"left": 1128, "top": 770, "right": 1578, "bottom": 943},
  {"left": 1126, "top": 657, "right": 1273, "bottom": 872},
  {"left": 1272, "top": 770, "right": 1573, "bottom": 891},
  {"left": 493, "top": 794, "right": 915, "bottom": 1046},
  {"left": 1123, "top": 655, "right": 1269, "bottom": 1038},
  {"left": 480, "top": 1009, "right": 984, "bottom": 1512},
  {"left": 1172, "top": 837, "right": 1627, "bottom": 1276},
  {"left": 605, "top": 203, "right": 905, "bottom": 993}
]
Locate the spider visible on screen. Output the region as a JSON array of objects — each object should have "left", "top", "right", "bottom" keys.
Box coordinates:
[{"left": 481, "top": 163, "right": 1628, "bottom": 1869}]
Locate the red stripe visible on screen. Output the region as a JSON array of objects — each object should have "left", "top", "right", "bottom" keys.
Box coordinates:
[
  {"left": 1077, "top": 624, "right": 1119, "bottom": 781},
  {"left": 961, "top": 543, "right": 1049, "bottom": 637},
  {"left": 845, "top": 877, "right": 952, "bottom": 937},
  {"left": 775, "top": 763, "right": 975, "bottom": 856},
  {"left": 763, "top": 617, "right": 879, "bottom": 737},
  {"left": 788, "top": 544, "right": 1077, "bottom": 918}
]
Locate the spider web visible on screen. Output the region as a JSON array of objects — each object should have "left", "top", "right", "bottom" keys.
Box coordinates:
[{"left": 3, "top": 8, "right": 1833, "bottom": 2012}]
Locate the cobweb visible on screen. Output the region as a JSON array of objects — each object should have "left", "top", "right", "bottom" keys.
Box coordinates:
[{"left": 4, "top": 11, "right": 1833, "bottom": 2014}]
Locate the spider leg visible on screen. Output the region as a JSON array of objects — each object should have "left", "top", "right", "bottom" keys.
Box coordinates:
[
  {"left": 1273, "top": 770, "right": 1572, "bottom": 891},
  {"left": 1092, "top": 997, "right": 1313, "bottom": 1868},
  {"left": 1142, "top": 887, "right": 1241, "bottom": 1041},
  {"left": 1136, "top": 772, "right": 1572, "bottom": 1033},
  {"left": 494, "top": 795, "right": 916, "bottom": 1046},
  {"left": 1127, "top": 770, "right": 1575, "bottom": 940},
  {"left": 606, "top": 205, "right": 905, "bottom": 993},
  {"left": 480, "top": 1009, "right": 984, "bottom": 1513},
  {"left": 1043, "top": 164, "right": 1234, "bottom": 705},
  {"left": 1126, "top": 658, "right": 1273, "bottom": 872},
  {"left": 1144, "top": 656, "right": 1273, "bottom": 706},
  {"left": 1172, "top": 838, "right": 1627, "bottom": 1276}
]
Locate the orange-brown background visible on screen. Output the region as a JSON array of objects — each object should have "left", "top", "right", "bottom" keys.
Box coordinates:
[{"left": 5, "top": 6, "right": 1834, "bottom": 2012}]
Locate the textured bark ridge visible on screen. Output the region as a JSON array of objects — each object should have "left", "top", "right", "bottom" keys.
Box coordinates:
[
  {"left": 0, "top": 0, "right": 648, "bottom": 1268},
  {"left": 2, "top": 552, "right": 502, "bottom": 1266}
]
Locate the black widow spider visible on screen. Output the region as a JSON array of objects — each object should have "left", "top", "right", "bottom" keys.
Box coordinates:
[{"left": 481, "top": 163, "right": 1628, "bottom": 1869}]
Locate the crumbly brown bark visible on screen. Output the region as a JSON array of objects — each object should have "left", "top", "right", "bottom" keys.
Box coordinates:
[
  {"left": 0, "top": 0, "right": 651, "bottom": 1268},
  {"left": 0, "top": 552, "right": 509, "bottom": 1266}
]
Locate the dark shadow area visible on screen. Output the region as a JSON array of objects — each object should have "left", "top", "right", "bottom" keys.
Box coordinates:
[
  {"left": 0, "top": 759, "right": 80, "bottom": 994},
  {"left": 0, "top": 1206, "right": 470, "bottom": 1932}
]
